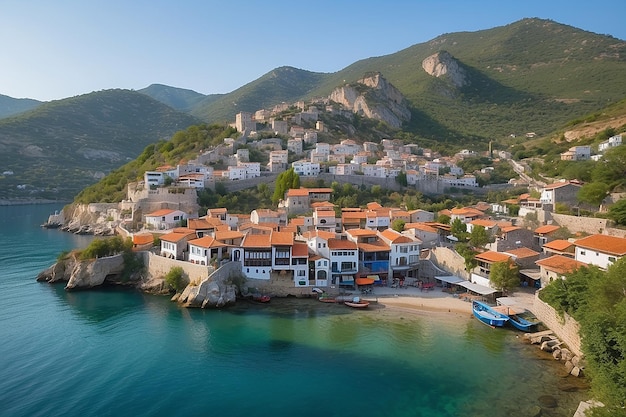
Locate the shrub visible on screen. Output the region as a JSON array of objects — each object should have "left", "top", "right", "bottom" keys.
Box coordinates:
[{"left": 165, "top": 266, "right": 187, "bottom": 293}]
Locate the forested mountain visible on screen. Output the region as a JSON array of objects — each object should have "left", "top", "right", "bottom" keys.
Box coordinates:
[
  {"left": 138, "top": 84, "right": 221, "bottom": 113},
  {"left": 0, "top": 89, "right": 200, "bottom": 200},
  {"left": 0, "top": 94, "right": 42, "bottom": 119}
]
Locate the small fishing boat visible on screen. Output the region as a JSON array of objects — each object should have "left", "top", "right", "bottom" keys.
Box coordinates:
[
  {"left": 507, "top": 310, "right": 540, "bottom": 332},
  {"left": 251, "top": 294, "right": 270, "bottom": 303},
  {"left": 344, "top": 297, "right": 369, "bottom": 308},
  {"left": 472, "top": 300, "right": 509, "bottom": 327},
  {"left": 318, "top": 296, "right": 337, "bottom": 303}
]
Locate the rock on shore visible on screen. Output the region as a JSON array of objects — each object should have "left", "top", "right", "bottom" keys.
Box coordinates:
[{"left": 37, "top": 254, "right": 126, "bottom": 289}]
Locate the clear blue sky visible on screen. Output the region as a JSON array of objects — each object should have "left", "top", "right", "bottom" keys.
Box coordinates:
[{"left": 2, "top": 0, "right": 625, "bottom": 101}]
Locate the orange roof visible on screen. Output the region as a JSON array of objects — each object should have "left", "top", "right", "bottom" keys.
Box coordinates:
[
  {"left": 505, "top": 247, "right": 540, "bottom": 259},
  {"left": 146, "top": 209, "right": 176, "bottom": 217},
  {"left": 543, "top": 239, "right": 574, "bottom": 252},
  {"left": 270, "top": 231, "right": 294, "bottom": 246},
  {"left": 286, "top": 188, "right": 310, "bottom": 197},
  {"left": 535, "top": 224, "right": 560, "bottom": 234},
  {"left": 292, "top": 242, "right": 309, "bottom": 257},
  {"left": 500, "top": 226, "right": 521, "bottom": 233},
  {"left": 311, "top": 201, "right": 335, "bottom": 208},
  {"left": 160, "top": 231, "right": 195, "bottom": 243},
  {"left": 346, "top": 229, "right": 377, "bottom": 237},
  {"left": 379, "top": 229, "right": 413, "bottom": 244},
  {"left": 359, "top": 241, "right": 390, "bottom": 252},
  {"left": 133, "top": 233, "right": 154, "bottom": 245},
  {"left": 450, "top": 207, "right": 484, "bottom": 217},
  {"left": 536, "top": 255, "right": 586, "bottom": 274},
  {"left": 342, "top": 211, "right": 367, "bottom": 219},
  {"left": 328, "top": 239, "right": 357, "bottom": 250},
  {"left": 188, "top": 236, "right": 228, "bottom": 248},
  {"left": 574, "top": 234, "right": 626, "bottom": 256},
  {"left": 207, "top": 208, "right": 227, "bottom": 214},
  {"left": 470, "top": 219, "right": 498, "bottom": 228},
  {"left": 242, "top": 234, "right": 271, "bottom": 248},
  {"left": 289, "top": 217, "right": 305, "bottom": 226},
  {"left": 475, "top": 251, "right": 511, "bottom": 263},
  {"left": 367, "top": 202, "right": 383, "bottom": 210},
  {"left": 405, "top": 222, "right": 438, "bottom": 233},
  {"left": 214, "top": 230, "right": 244, "bottom": 241}
]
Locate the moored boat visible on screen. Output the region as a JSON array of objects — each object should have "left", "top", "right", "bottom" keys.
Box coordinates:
[
  {"left": 251, "top": 294, "right": 270, "bottom": 303},
  {"left": 344, "top": 297, "right": 369, "bottom": 308},
  {"left": 508, "top": 311, "right": 540, "bottom": 332},
  {"left": 318, "top": 296, "right": 337, "bottom": 303},
  {"left": 472, "top": 300, "right": 509, "bottom": 327}
]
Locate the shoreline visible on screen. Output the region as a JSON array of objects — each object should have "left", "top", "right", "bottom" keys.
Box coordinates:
[{"left": 375, "top": 294, "right": 473, "bottom": 315}]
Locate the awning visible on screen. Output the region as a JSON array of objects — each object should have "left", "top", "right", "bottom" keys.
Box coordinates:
[
  {"left": 457, "top": 281, "right": 498, "bottom": 295},
  {"left": 519, "top": 269, "right": 541, "bottom": 280},
  {"left": 434, "top": 275, "right": 464, "bottom": 285},
  {"left": 356, "top": 277, "right": 375, "bottom": 286}
]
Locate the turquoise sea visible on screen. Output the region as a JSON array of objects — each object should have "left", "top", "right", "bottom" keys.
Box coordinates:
[{"left": 0, "top": 204, "right": 589, "bottom": 417}]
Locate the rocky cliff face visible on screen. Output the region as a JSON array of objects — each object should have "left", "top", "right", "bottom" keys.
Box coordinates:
[
  {"left": 422, "top": 51, "right": 468, "bottom": 88},
  {"left": 329, "top": 72, "right": 411, "bottom": 129},
  {"left": 37, "top": 253, "right": 127, "bottom": 290}
]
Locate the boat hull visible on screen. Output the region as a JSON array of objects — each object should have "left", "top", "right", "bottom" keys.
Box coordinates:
[
  {"left": 472, "top": 301, "right": 509, "bottom": 327},
  {"left": 508, "top": 315, "right": 539, "bottom": 332},
  {"left": 344, "top": 301, "right": 369, "bottom": 308}
]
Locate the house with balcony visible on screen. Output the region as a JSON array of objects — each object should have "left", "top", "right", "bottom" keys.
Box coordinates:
[
  {"left": 472, "top": 251, "right": 512, "bottom": 288},
  {"left": 379, "top": 229, "right": 421, "bottom": 281},
  {"left": 327, "top": 238, "right": 359, "bottom": 288},
  {"left": 404, "top": 222, "right": 440, "bottom": 247},
  {"left": 346, "top": 229, "right": 391, "bottom": 280},
  {"left": 313, "top": 206, "right": 337, "bottom": 233},
  {"left": 187, "top": 217, "right": 227, "bottom": 238},
  {"left": 159, "top": 228, "right": 197, "bottom": 260},
  {"left": 188, "top": 236, "right": 229, "bottom": 266},
  {"left": 309, "top": 255, "right": 330, "bottom": 288},
  {"left": 574, "top": 234, "right": 626, "bottom": 270},
  {"left": 292, "top": 160, "right": 320, "bottom": 177}
]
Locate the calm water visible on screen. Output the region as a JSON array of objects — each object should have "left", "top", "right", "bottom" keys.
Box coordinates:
[{"left": 0, "top": 204, "right": 588, "bottom": 417}]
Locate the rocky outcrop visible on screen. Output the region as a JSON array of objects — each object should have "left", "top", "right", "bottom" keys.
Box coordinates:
[
  {"left": 175, "top": 261, "right": 241, "bottom": 308},
  {"left": 422, "top": 51, "right": 468, "bottom": 88},
  {"left": 329, "top": 72, "right": 411, "bottom": 129},
  {"left": 37, "top": 253, "right": 127, "bottom": 290},
  {"left": 61, "top": 203, "right": 119, "bottom": 235}
]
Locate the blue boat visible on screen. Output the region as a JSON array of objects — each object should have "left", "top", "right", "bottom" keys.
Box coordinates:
[
  {"left": 507, "top": 311, "right": 540, "bottom": 332},
  {"left": 472, "top": 300, "right": 509, "bottom": 327}
]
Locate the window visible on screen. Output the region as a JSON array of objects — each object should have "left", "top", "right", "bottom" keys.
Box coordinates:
[
  {"left": 297, "top": 270, "right": 306, "bottom": 277},
  {"left": 580, "top": 250, "right": 586, "bottom": 256},
  {"left": 609, "top": 256, "right": 616, "bottom": 263}
]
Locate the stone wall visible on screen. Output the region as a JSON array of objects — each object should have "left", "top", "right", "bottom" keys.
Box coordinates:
[
  {"left": 551, "top": 213, "right": 609, "bottom": 236},
  {"left": 533, "top": 293, "right": 583, "bottom": 357},
  {"left": 429, "top": 246, "right": 470, "bottom": 280},
  {"left": 142, "top": 252, "right": 213, "bottom": 284}
]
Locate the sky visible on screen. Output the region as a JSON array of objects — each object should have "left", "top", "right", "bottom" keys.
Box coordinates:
[{"left": 2, "top": 0, "right": 625, "bottom": 102}]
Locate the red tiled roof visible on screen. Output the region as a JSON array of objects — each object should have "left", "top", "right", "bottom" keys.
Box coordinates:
[
  {"left": 188, "top": 236, "right": 228, "bottom": 248},
  {"left": 146, "top": 209, "right": 176, "bottom": 217},
  {"left": 270, "top": 231, "right": 294, "bottom": 246},
  {"left": 536, "top": 255, "right": 586, "bottom": 274},
  {"left": 292, "top": 242, "right": 308, "bottom": 257},
  {"left": 543, "top": 180, "right": 582, "bottom": 190},
  {"left": 501, "top": 226, "right": 521, "bottom": 233},
  {"left": 543, "top": 239, "right": 574, "bottom": 252},
  {"left": 328, "top": 239, "right": 357, "bottom": 250},
  {"left": 470, "top": 219, "right": 498, "bottom": 228},
  {"left": 133, "top": 233, "right": 154, "bottom": 245},
  {"left": 535, "top": 224, "right": 560, "bottom": 234},
  {"left": 346, "top": 229, "right": 377, "bottom": 237},
  {"left": 405, "top": 222, "right": 438, "bottom": 233},
  {"left": 574, "top": 234, "right": 626, "bottom": 256},
  {"left": 214, "top": 230, "right": 244, "bottom": 241},
  {"left": 379, "top": 229, "right": 413, "bottom": 243},
  {"left": 160, "top": 231, "right": 195, "bottom": 243},
  {"left": 286, "top": 188, "right": 310, "bottom": 197},
  {"left": 475, "top": 251, "right": 511, "bottom": 263},
  {"left": 505, "top": 247, "right": 540, "bottom": 259},
  {"left": 358, "top": 241, "right": 390, "bottom": 252},
  {"left": 242, "top": 234, "right": 271, "bottom": 248}
]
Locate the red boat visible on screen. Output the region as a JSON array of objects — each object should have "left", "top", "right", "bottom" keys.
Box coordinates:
[{"left": 251, "top": 294, "right": 270, "bottom": 303}]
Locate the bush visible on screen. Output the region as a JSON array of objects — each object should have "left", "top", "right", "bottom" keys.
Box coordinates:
[{"left": 165, "top": 266, "right": 187, "bottom": 293}]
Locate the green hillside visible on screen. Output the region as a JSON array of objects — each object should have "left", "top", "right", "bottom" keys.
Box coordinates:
[
  {"left": 0, "top": 89, "right": 201, "bottom": 201},
  {"left": 191, "top": 18, "right": 626, "bottom": 146},
  {"left": 0, "top": 94, "right": 42, "bottom": 119},
  {"left": 138, "top": 84, "right": 221, "bottom": 112}
]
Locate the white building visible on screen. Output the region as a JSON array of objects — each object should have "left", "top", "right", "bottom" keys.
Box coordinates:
[
  {"left": 598, "top": 134, "right": 622, "bottom": 153},
  {"left": 574, "top": 234, "right": 626, "bottom": 270},
  {"left": 292, "top": 160, "right": 320, "bottom": 177},
  {"left": 287, "top": 138, "right": 303, "bottom": 155},
  {"left": 225, "top": 166, "right": 247, "bottom": 180},
  {"left": 239, "top": 162, "right": 261, "bottom": 178},
  {"left": 144, "top": 209, "right": 187, "bottom": 230}
]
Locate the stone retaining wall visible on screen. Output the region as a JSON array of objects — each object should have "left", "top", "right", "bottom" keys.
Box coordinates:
[
  {"left": 430, "top": 246, "right": 470, "bottom": 280},
  {"left": 142, "top": 252, "right": 213, "bottom": 284},
  {"left": 533, "top": 292, "right": 583, "bottom": 357}
]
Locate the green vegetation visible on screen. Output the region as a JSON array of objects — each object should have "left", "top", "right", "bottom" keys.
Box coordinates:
[
  {"left": 488, "top": 261, "right": 519, "bottom": 295},
  {"left": 391, "top": 219, "right": 405, "bottom": 233},
  {"left": 272, "top": 168, "right": 301, "bottom": 205},
  {"left": 539, "top": 262, "right": 626, "bottom": 416},
  {"left": 74, "top": 124, "right": 236, "bottom": 203},
  {"left": 0, "top": 89, "right": 200, "bottom": 201},
  {"left": 164, "top": 266, "right": 187, "bottom": 293},
  {"left": 78, "top": 235, "right": 133, "bottom": 260}
]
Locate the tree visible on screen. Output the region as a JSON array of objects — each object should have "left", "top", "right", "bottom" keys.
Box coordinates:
[
  {"left": 608, "top": 199, "right": 626, "bottom": 225},
  {"left": 455, "top": 243, "right": 478, "bottom": 272},
  {"left": 436, "top": 214, "right": 451, "bottom": 224},
  {"left": 450, "top": 218, "right": 468, "bottom": 242},
  {"left": 395, "top": 171, "right": 408, "bottom": 186},
  {"left": 468, "top": 225, "right": 490, "bottom": 249},
  {"left": 272, "top": 168, "right": 300, "bottom": 204},
  {"left": 391, "top": 219, "right": 405, "bottom": 233},
  {"left": 577, "top": 182, "right": 609, "bottom": 207},
  {"left": 489, "top": 261, "right": 519, "bottom": 295},
  {"left": 165, "top": 266, "right": 187, "bottom": 293}
]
